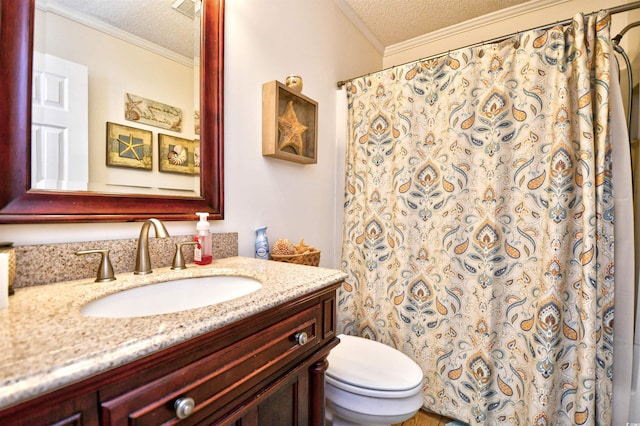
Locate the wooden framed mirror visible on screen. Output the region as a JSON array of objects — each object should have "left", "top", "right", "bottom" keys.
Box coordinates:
[{"left": 0, "top": 0, "right": 224, "bottom": 223}]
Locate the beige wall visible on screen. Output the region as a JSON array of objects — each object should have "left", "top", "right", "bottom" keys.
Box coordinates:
[
  {"left": 16, "top": 1, "right": 637, "bottom": 269},
  {"left": 2, "top": 0, "right": 382, "bottom": 269}
]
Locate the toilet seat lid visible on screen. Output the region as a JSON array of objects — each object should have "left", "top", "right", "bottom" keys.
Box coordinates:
[{"left": 326, "top": 334, "right": 423, "bottom": 392}]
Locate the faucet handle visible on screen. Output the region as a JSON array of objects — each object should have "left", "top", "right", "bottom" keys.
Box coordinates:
[
  {"left": 172, "top": 241, "right": 198, "bottom": 270},
  {"left": 76, "top": 249, "right": 116, "bottom": 282}
]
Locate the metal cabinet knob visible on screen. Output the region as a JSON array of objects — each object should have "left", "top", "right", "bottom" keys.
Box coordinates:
[
  {"left": 295, "top": 331, "right": 308, "bottom": 346},
  {"left": 174, "top": 397, "right": 195, "bottom": 419}
]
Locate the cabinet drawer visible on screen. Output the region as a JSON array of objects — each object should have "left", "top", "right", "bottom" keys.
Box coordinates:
[{"left": 101, "top": 303, "right": 321, "bottom": 425}]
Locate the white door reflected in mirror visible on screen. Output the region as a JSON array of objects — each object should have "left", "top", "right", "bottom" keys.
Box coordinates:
[{"left": 32, "top": 52, "right": 88, "bottom": 191}]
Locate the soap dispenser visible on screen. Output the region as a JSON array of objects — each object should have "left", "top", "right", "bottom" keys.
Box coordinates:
[{"left": 194, "top": 212, "right": 212, "bottom": 265}]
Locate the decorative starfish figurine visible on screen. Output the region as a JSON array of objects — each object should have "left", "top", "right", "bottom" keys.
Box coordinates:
[
  {"left": 277, "top": 100, "right": 307, "bottom": 155},
  {"left": 117, "top": 133, "right": 144, "bottom": 160}
]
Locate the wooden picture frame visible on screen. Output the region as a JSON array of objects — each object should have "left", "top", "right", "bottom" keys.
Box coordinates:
[
  {"left": 125, "top": 93, "right": 183, "bottom": 132},
  {"left": 106, "top": 122, "right": 152, "bottom": 170},
  {"left": 158, "top": 134, "right": 197, "bottom": 175},
  {"left": 193, "top": 139, "right": 201, "bottom": 175},
  {"left": 262, "top": 80, "right": 318, "bottom": 164}
]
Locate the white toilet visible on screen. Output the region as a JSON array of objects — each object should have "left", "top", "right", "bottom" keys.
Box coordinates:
[{"left": 325, "top": 334, "right": 424, "bottom": 426}]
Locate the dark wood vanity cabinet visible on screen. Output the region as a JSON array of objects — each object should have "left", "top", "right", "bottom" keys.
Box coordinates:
[
  {"left": 0, "top": 284, "right": 340, "bottom": 426},
  {"left": 0, "top": 392, "right": 100, "bottom": 426}
]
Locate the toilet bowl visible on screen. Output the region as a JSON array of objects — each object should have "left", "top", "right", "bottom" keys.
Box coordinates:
[{"left": 325, "top": 334, "right": 424, "bottom": 426}]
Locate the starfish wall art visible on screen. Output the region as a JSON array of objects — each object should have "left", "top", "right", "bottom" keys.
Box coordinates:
[
  {"left": 262, "top": 80, "right": 318, "bottom": 164},
  {"left": 106, "top": 122, "right": 153, "bottom": 170}
]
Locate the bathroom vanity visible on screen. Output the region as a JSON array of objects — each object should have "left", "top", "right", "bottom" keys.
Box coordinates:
[{"left": 0, "top": 257, "right": 346, "bottom": 425}]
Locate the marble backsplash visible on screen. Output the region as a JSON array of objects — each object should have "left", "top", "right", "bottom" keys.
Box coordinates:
[{"left": 13, "top": 233, "right": 238, "bottom": 288}]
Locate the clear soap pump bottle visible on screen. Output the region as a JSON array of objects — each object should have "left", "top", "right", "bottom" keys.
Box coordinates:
[{"left": 194, "top": 212, "right": 212, "bottom": 265}]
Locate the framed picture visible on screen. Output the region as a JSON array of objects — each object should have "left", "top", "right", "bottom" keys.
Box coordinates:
[
  {"left": 193, "top": 139, "right": 201, "bottom": 175},
  {"left": 262, "top": 80, "right": 318, "bottom": 164},
  {"left": 158, "top": 134, "right": 198, "bottom": 175},
  {"left": 106, "top": 122, "right": 152, "bottom": 170},
  {"left": 125, "top": 93, "right": 183, "bottom": 132}
]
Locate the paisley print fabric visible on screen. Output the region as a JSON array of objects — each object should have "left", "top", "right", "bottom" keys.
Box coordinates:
[{"left": 339, "top": 12, "right": 614, "bottom": 425}]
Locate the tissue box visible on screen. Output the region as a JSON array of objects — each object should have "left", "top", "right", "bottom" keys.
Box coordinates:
[
  {"left": 0, "top": 244, "right": 15, "bottom": 295},
  {"left": 0, "top": 253, "right": 8, "bottom": 308}
]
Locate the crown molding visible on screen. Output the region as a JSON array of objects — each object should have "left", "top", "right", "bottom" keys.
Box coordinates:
[
  {"left": 35, "top": 0, "right": 194, "bottom": 67},
  {"left": 385, "top": 0, "right": 570, "bottom": 57},
  {"left": 333, "top": 0, "right": 385, "bottom": 55}
]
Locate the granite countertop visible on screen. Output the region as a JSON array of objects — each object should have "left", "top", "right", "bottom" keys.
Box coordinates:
[{"left": 0, "top": 256, "right": 347, "bottom": 409}]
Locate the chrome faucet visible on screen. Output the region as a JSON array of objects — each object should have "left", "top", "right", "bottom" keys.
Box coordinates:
[{"left": 134, "top": 218, "right": 170, "bottom": 275}]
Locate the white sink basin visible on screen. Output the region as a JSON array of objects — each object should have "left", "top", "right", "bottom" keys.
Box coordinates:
[{"left": 81, "top": 276, "right": 262, "bottom": 318}]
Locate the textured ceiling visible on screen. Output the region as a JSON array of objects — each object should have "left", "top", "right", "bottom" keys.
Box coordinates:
[
  {"left": 44, "top": 0, "right": 198, "bottom": 58},
  {"left": 341, "top": 0, "right": 532, "bottom": 47},
  {"left": 46, "top": 0, "right": 534, "bottom": 57}
]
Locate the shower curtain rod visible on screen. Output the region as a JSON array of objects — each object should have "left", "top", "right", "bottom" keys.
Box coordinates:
[{"left": 336, "top": 1, "right": 640, "bottom": 89}]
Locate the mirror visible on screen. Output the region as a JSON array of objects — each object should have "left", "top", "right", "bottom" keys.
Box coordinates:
[
  {"left": 0, "top": 0, "right": 224, "bottom": 223},
  {"left": 32, "top": 0, "right": 202, "bottom": 196}
]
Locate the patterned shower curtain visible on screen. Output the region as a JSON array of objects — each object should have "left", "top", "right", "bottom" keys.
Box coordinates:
[{"left": 339, "top": 12, "right": 614, "bottom": 425}]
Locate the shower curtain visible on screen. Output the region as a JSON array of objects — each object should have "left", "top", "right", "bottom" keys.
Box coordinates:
[{"left": 339, "top": 12, "right": 619, "bottom": 425}]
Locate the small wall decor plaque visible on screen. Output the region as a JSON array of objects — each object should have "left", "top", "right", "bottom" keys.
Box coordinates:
[
  {"left": 262, "top": 80, "right": 317, "bottom": 164},
  {"left": 158, "top": 134, "right": 198, "bottom": 175},
  {"left": 125, "top": 93, "right": 183, "bottom": 132},
  {"left": 193, "top": 139, "right": 201, "bottom": 175},
  {"left": 106, "top": 122, "right": 152, "bottom": 170}
]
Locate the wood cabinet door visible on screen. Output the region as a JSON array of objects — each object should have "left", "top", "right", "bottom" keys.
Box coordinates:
[
  {"left": 0, "top": 392, "right": 98, "bottom": 426},
  {"left": 219, "top": 346, "right": 333, "bottom": 426},
  {"left": 256, "top": 365, "right": 309, "bottom": 426}
]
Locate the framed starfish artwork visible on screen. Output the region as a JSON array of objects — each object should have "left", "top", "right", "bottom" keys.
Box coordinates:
[
  {"left": 262, "top": 80, "right": 318, "bottom": 164},
  {"left": 106, "top": 122, "right": 152, "bottom": 170}
]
